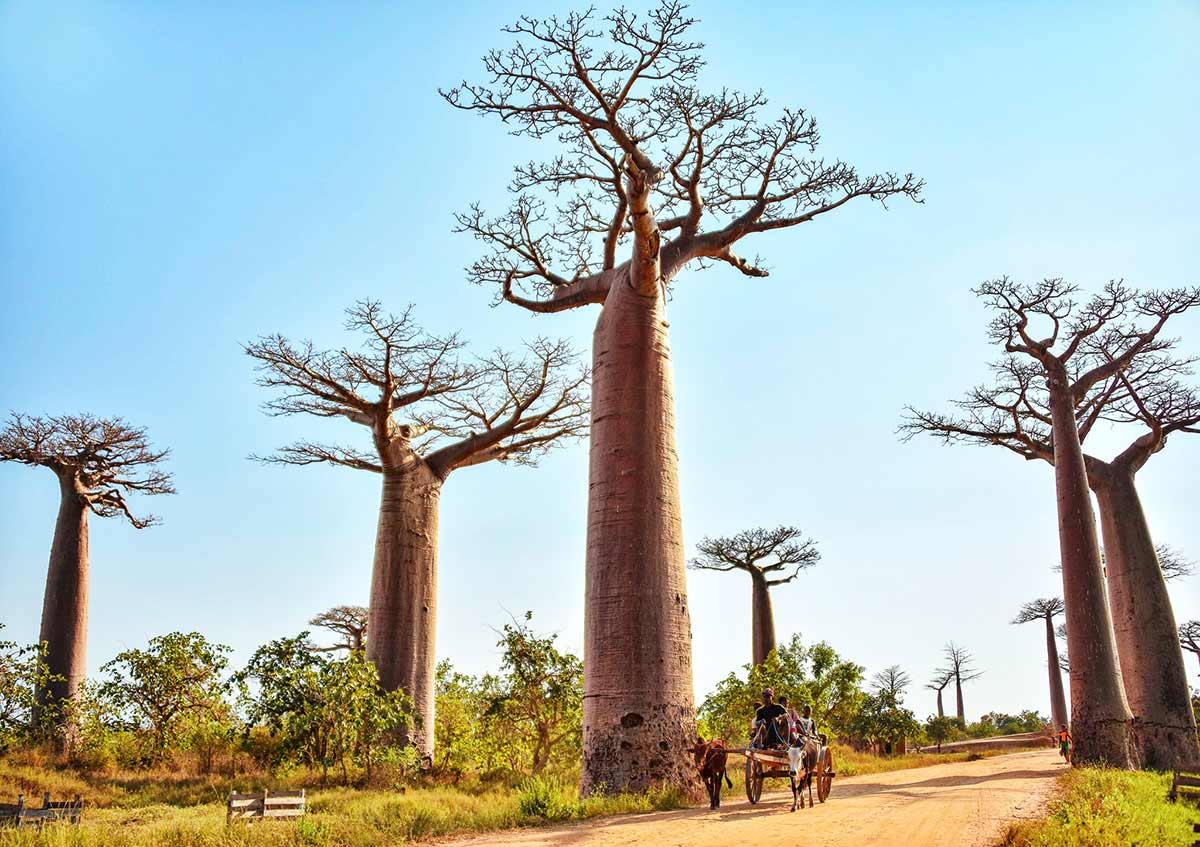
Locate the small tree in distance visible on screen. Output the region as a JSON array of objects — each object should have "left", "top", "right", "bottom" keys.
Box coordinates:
[
  {"left": 0, "top": 413, "right": 174, "bottom": 729},
  {"left": 871, "top": 665, "right": 911, "bottom": 699},
  {"left": 926, "top": 670, "right": 954, "bottom": 720},
  {"left": 1012, "top": 598, "right": 1069, "bottom": 730},
  {"left": 1181, "top": 621, "right": 1200, "bottom": 672},
  {"left": 942, "top": 642, "right": 982, "bottom": 724},
  {"left": 689, "top": 526, "right": 820, "bottom": 666},
  {"left": 309, "top": 606, "right": 368, "bottom": 653}
]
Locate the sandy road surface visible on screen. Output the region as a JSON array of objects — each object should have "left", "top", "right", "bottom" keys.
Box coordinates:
[{"left": 445, "top": 749, "right": 1062, "bottom": 847}]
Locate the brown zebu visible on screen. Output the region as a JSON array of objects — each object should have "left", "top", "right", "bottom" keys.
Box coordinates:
[{"left": 691, "top": 737, "right": 733, "bottom": 809}]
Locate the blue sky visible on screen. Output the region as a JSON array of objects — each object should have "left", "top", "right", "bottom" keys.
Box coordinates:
[{"left": 1, "top": 0, "right": 1197, "bottom": 721}]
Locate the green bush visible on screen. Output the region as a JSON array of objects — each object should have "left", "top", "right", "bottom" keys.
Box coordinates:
[{"left": 516, "top": 775, "right": 581, "bottom": 820}]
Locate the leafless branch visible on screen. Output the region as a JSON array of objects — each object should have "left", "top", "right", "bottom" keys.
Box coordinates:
[{"left": 0, "top": 412, "right": 174, "bottom": 528}]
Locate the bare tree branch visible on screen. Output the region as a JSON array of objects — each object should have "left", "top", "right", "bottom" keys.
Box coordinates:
[
  {"left": 688, "top": 525, "right": 820, "bottom": 585},
  {"left": 0, "top": 412, "right": 174, "bottom": 528},
  {"left": 443, "top": 1, "right": 923, "bottom": 307}
]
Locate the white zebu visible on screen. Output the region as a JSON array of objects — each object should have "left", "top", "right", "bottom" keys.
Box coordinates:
[{"left": 786, "top": 733, "right": 824, "bottom": 811}]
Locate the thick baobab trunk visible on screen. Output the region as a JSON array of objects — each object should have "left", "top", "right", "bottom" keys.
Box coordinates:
[
  {"left": 365, "top": 463, "right": 441, "bottom": 758},
  {"left": 935, "top": 688, "right": 944, "bottom": 719},
  {"left": 1092, "top": 469, "right": 1199, "bottom": 769},
  {"left": 750, "top": 571, "right": 776, "bottom": 666},
  {"left": 34, "top": 476, "right": 90, "bottom": 726},
  {"left": 1045, "top": 371, "right": 1137, "bottom": 767},
  {"left": 1044, "top": 616, "right": 1069, "bottom": 731},
  {"left": 582, "top": 277, "right": 697, "bottom": 796},
  {"left": 955, "top": 677, "right": 965, "bottom": 724}
]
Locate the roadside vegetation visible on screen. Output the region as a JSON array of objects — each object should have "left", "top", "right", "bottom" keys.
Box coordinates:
[
  {"left": 1, "top": 615, "right": 1056, "bottom": 845},
  {"left": 1001, "top": 766, "right": 1194, "bottom": 847}
]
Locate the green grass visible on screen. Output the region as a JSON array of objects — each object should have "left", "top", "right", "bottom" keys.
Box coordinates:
[{"left": 1001, "top": 766, "right": 1196, "bottom": 847}]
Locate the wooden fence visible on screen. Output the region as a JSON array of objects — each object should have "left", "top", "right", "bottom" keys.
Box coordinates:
[
  {"left": 226, "top": 789, "right": 306, "bottom": 823},
  {"left": 0, "top": 793, "right": 82, "bottom": 828}
]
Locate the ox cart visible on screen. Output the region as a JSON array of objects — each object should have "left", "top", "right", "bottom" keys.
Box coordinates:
[{"left": 733, "top": 736, "right": 835, "bottom": 810}]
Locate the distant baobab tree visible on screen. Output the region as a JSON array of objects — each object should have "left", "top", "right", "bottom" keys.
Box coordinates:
[
  {"left": 688, "top": 526, "right": 819, "bottom": 666},
  {"left": 247, "top": 301, "right": 588, "bottom": 756},
  {"left": 309, "top": 605, "right": 368, "bottom": 653},
  {"left": 1154, "top": 547, "right": 1195, "bottom": 582},
  {"left": 1056, "top": 623, "right": 1071, "bottom": 675},
  {"left": 926, "top": 670, "right": 954, "bottom": 719},
  {"left": 1012, "top": 598, "right": 1069, "bottom": 730},
  {"left": 941, "top": 643, "right": 982, "bottom": 724},
  {"left": 0, "top": 413, "right": 173, "bottom": 728},
  {"left": 871, "top": 665, "right": 912, "bottom": 699},
  {"left": 902, "top": 278, "right": 1200, "bottom": 767},
  {"left": 1180, "top": 621, "right": 1200, "bottom": 672},
  {"left": 442, "top": 1, "right": 922, "bottom": 793}
]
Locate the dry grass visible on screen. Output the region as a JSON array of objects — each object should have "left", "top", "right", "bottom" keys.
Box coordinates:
[{"left": 0, "top": 745, "right": 1050, "bottom": 846}]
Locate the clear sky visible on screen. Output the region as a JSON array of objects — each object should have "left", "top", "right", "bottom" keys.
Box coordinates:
[{"left": 2, "top": 1, "right": 1197, "bottom": 722}]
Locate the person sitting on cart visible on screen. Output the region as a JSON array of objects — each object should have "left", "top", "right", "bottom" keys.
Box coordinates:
[
  {"left": 797, "top": 705, "right": 818, "bottom": 739},
  {"left": 751, "top": 688, "right": 789, "bottom": 749},
  {"left": 779, "top": 695, "right": 800, "bottom": 744}
]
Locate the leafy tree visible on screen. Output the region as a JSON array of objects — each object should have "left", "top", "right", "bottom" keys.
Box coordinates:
[
  {"left": 698, "top": 635, "right": 864, "bottom": 743},
  {"left": 100, "top": 632, "right": 230, "bottom": 761},
  {"left": 923, "top": 715, "right": 959, "bottom": 752},
  {"left": 235, "top": 633, "right": 412, "bottom": 783},
  {"left": 487, "top": 613, "right": 583, "bottom": 775},
  {"left": 0, "top": 625, "right": 60, "bottom": 751},
  {"left": 847, "top": 690, "right": 920, "bottom": 754}
]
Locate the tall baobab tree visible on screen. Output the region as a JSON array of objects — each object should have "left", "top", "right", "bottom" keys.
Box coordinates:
[
  {"left": 942, "top": 643, "right": 982, "bottom": 725},
  {"left": 902, "top": 292, "right": 1200, "bottom": 769},
  {"left": 1180, "top": 621, "right": 1200, "bottom": 673},
  {"left": 247, "top": 301, "right": 588, "bottom": 756},
  {"left": 926, "top": 670, "right": 954, "bottom": 719},
  {"left": 309, "top": 605, "right": 368, "bottom": 653},
  {"left": 0, "top": 413, "right": 173, "bottom": 726},
  {"left": 1012, "top": 598, "right": 1069, "bottom": 730},
  {"left": 871, "top": 665, "right": 912, "bottom": 698},
  {"left": 688, "top": 526, "right": 819, "bottom": 666},
  {"left": 902, "top": 278, "right": 1200, "bottom": 766},
  {"left": 442, "top": 1, "right": 922, "bottom": 793}
]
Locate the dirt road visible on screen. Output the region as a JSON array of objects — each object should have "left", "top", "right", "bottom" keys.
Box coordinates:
[{"left": 447, "top": 749, "right": 1062, "bottom": 847}]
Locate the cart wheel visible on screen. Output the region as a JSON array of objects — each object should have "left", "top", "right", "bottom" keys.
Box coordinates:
[
  {"left": 745, "top": 758, "right": 763, "bottom": 804},
  {"left": 817, "top": 750, "right": 833, "bottom": 803}
]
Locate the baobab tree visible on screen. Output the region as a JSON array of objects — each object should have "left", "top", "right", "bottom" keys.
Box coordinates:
[
  {"left": 442, "top": 1, "right": 922, "bottom": 793},
  {"left": 871, "top": 665, "right": 912, "bottom": 698},
  {"left": 1012, "top": 598, "right": 1069, "bottom": 730},
  {"left": 903, "top": 278, "right": 1200, "bottom": 766},
  {"left": 247, "top": 302, "right": 588, "bottom": 756},
  {"left": 1156, "top": 547, "right": 1195, "bottom": 582},
  {"left": 688, "top": 526, "right": 819, "bottom": 666},
  {"left": 941, "top": 643, "right": 982, "bottom": 725},
  {"left": 926, "top": 670, "right": 954, "bottom": 719},
  {"left": 309, "top": 605, "right": 368, "bottom": 653},
  {"left": 1180, "top": 621, "right": 1200, "bottom": 673},
  {"left": 0, "top": 413, "right": 173, "bottom": 727},
  {"left": 902, "top": 286, "right": 1200, "bottom": 767}
]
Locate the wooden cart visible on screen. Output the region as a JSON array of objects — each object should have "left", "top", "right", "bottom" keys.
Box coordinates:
[{"left": 738, "top": 744, "right": 834, "bottom": 805}]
